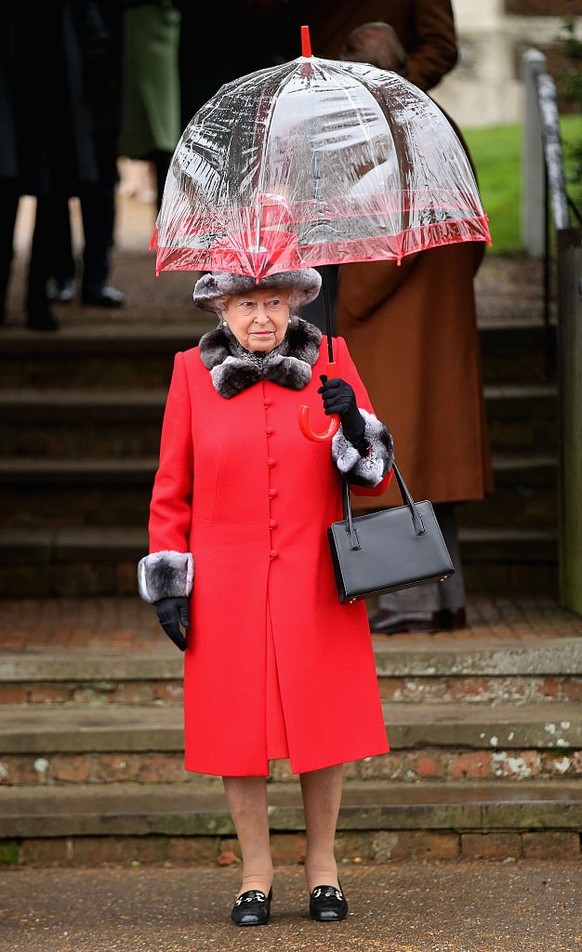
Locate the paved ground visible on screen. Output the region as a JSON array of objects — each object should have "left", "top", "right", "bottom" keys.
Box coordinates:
[
  {"left": 1, "top": 593, "right": 582, "bottom": 650},
  {"left": 1, "top": 860, "right": 581, "bottom": 952}
]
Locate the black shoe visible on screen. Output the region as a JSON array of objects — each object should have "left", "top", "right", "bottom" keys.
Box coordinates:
[
  {"left": 309, "top": 885, "right": 348, "bottom": 922},
  {"left": 440, "top": 607, "right": 467, "bottom": 630},
  {"left": 231, "top": 888, "right": 272, "bottom": 926},
  {"left": 368, "top": 609, "right": 442, "bottom": 634},
  {"left": 81, "top": 284, "right": 125, "bottom": 308},
  {"left": 47, "top": 277, "right": 75, "bottom": 303},
  {"left": 26, "top": 304, "right": 60, "bottom": 331}
]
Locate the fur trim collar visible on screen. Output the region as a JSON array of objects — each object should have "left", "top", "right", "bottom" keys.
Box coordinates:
[{"left": 198, "top": 317, "right": 323, "bottom": 398}]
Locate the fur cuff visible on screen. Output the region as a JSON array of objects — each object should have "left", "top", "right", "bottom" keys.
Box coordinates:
[
  {"left": 332, "top": 409, "right": 394, "bottom": 487},
  {"left": 137, "top": 551, "right": 194, "bottom": 604}
]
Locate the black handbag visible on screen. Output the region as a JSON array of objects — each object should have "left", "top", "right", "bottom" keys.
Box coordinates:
[{"left": 327, "top": 463, "right": 455, "bottom": 603}]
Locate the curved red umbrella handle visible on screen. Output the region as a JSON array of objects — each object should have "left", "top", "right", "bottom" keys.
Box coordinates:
[{"left": 299, "top": 361, "right": 340, "bottom": 442}]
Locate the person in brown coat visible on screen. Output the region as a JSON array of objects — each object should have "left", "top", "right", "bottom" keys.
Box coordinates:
[
  {"left": 334, "top": 22, "right": 494, "bottom": 635},
  {"left": 249, "top": 0, "right": 458, "bottom": 92},
  {"left": 249, "top": 0, "right": 458, "bottom": 332}
]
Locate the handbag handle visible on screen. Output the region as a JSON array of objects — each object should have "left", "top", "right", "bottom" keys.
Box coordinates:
[{"left": 341, "top": 462, "right": 426, "bottom": 551}]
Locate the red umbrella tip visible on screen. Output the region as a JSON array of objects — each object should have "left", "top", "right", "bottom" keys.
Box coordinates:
[{"left": 301, "top": 25, "right": 312, "bottom": 57}]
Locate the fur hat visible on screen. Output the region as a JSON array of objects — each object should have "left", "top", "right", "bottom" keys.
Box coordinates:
[{"left": 192, "top": 269, "right": 322, "bottom": 314}]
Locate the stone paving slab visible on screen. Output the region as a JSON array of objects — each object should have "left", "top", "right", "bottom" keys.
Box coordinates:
[{"left": 1, "top": 859, "right": 580, "bottom": 952}]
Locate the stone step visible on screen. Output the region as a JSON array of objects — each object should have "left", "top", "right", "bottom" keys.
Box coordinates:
[
  {"left": 0, "top": 383, "right": 557, "bottom": 458},
  {"left": 3, "top": 777, "right": 580, "bottom": 837},
  {"left": 0, "top": 525, "right": 558, "bottom": 598},
  {"left": 4, "top": 700, "right": 577, "bottom": 752},
  {"left": 0, "top": 702, "right": 579, "bottom": 788},
  {"left": 0, "top": 320, "right": 555, "bottom": 389},
  {"left": 0, "top": 323, "right": 205, "bottom": 390},
  {"left": 483, "top": 383, "right": 557, "bottom": 453},
  {"left": 0, "top": 389, "right": 166, "bottom": 457},
  {"left": 478, "top": 320, "right": 555, "bottom": 386},
  {"left": 458, "top": 454, "right": 557, "bottom": 529},
  {"left": 0, "top": 454, "right": 558, "bottom": 531},
  {"left": 2, "top": 638, "right": 580, "bottom": 707}
]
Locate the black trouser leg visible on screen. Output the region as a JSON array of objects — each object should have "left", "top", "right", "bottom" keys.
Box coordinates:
[
  {"left": 0, "top": 181, "right": 20, "bottom": 324},
  {"left": 80, "top": 131, "right": 118, "bottom": 290},
  {"left": 26, "top": 195, "right": 59, "bottom": 330}
]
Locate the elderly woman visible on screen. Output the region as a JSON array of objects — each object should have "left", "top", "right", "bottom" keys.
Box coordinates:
[{"left": 138, "top": 268, "right": 393, "bottom": 926}]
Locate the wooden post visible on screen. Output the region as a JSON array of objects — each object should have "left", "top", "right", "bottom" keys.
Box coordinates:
[{"left": 557, "top": 228, "right": 582, "bottom": 613}]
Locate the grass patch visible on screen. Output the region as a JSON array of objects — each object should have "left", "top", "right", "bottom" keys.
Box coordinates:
[{"left": 462, "top": 114, "right": 581, "bottom": 254}]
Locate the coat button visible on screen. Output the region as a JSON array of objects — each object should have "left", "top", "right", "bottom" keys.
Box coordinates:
[
  {"left": 269, "top": 519, "right": 277, "bottom": 529},
  {"left": 267, "top": 457, "right": 276, "bottom": 467},
  {"left": 264, "top": 400, "right": 271, "bottom": 408},
  {"left": 269, "top": 549, "right": 278, "bottom": 559},
  {"left": 268, "top": 488, "right": 277, "bottom": 498},
  {"left": 266, "top": 427, "right": 274, "bottom": 436}
]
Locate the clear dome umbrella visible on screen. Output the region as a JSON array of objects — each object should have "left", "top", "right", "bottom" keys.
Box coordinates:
[{"left": 151, "top": 26, "right": 491, "bottom": 439}]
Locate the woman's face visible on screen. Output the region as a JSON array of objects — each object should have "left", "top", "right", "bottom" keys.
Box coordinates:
[{"left": 222, "top": 288, "right": 291, "bottom": 353}]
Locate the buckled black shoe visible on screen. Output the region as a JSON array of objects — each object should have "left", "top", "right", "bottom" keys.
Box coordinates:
[
  {"left": 231, "top": 888, "right": 272, "bottom": 926},
  {"left": 309, "top": 885, "right": 348, "bottom": 922}
]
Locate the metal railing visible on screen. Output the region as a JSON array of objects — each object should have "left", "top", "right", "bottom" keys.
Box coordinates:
[{"left": 522, "top": 49, "right": 582, "bottom": 615}]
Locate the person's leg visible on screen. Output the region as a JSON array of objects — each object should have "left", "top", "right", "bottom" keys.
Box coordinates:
[
  {"left": 300, "top": 764, "right": 348, "bottom": 921},
  {"left": 0, "top": 182, "right": 20, "bottom": 325},
  {"left": 369, "top": 579, "right": 441, "bottom": 633},
  {"left": 151, "top": 148, "right": 172, "bottom": 213},
  {"left": 300, "top": 763, "right": 343, "bottom": 891},
  {"left": 222, "top": 775, "right": 273, "bottom": 896},
  {"left": 46, "top": 196, "right": 76, "bottom": 302},
  {"left": 80, "top": 130, "right": 124, "bottom": 308},
  {"left": 27, "top": 195, "right": 59, "bottom": 331},
  {"left": 434, "top": 502, "right": 467, "bottom": 628}
]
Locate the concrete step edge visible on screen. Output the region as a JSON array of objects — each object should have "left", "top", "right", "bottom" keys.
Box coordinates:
[
  {"left": 0, "top": 526, "right": 559, "bottom": 551},
  {"left": 0, "top": 455, "right": 558, "bottom": 480},
  {"left": 1, "top": 637, "right": 581, "bottom": 680},
  {"left": 0, "top": 318, "right": 552, "bottom": 349},
  {"left": 1, "top": 779, "right": 579, "bottom": 838},
  {"left": 0, "top": 703, "right": 579, "bottom": 753},
  {"left": 1, "top": 383, "right": 558, "bottom": 407}
]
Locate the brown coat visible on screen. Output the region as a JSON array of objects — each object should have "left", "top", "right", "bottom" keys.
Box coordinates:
[
  {"left": 335, "top": 239, "right": 494, "bottom": 511},
  {"left": 305, "top": 0, "right": 458, "bottom": 91}
]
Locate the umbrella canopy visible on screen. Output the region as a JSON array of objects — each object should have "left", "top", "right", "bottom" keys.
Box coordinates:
[{"left": 151, "top": 28, "right": 490, "bottom": 280}]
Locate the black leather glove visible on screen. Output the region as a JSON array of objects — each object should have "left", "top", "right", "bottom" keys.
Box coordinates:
[
  {"left": 155, "top": 597, "right": 190, "bottom": 652},
  {"left": 318, "top": 375, "right": 367, "bottom": 452}
]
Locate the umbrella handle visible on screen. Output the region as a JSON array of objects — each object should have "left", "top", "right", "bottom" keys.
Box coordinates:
[{"left": 298, "top": 361, "right": 340, "bottom": 442}]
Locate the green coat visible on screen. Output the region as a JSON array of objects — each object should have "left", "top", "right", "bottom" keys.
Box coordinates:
[{"left": 118, "top": 1, "right": 181, "bottom": 159}]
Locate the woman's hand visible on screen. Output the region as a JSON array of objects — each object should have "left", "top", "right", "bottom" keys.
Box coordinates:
[
  {"left": 155, "top": 597, "right": 190, "bottom": 651},
  {"left": 318, "top": 376, "right": 367, "bottom": 451}
]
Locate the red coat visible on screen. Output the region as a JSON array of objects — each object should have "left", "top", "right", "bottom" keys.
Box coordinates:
[{"left": 148, "top": 335, "right": 390, "bottom": 776}]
